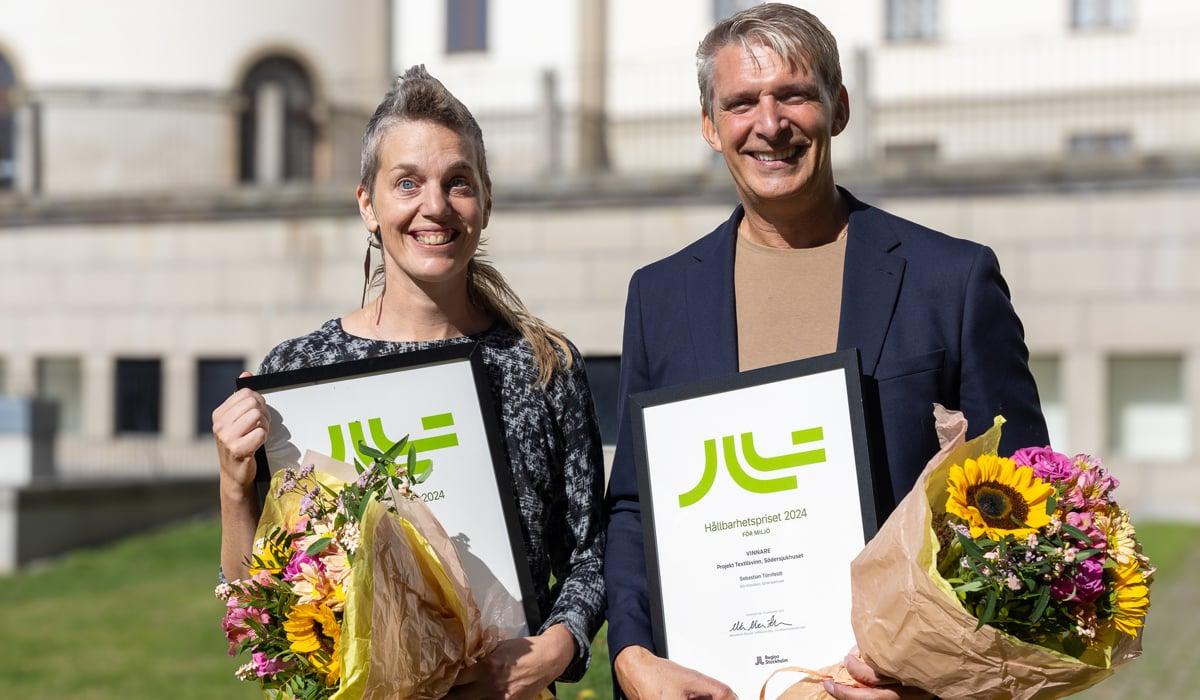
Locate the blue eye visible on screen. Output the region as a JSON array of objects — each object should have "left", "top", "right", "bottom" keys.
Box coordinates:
[
  {"left": 449, "top": 176, "right": 470, "bottom": 189},
  {"left": 398, "top": 179, "right": 416, "bottom": 190}
]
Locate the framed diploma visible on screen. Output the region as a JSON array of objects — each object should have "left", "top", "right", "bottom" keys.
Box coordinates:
[
  {"left": 631, "top": 349, "right": 878, "bottom": 698},
  {"left": 237, "top": 342, "right": 541, "bottom": 637}
]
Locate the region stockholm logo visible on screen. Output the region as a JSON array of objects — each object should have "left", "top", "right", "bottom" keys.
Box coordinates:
[
  {"left": 326, "top": 412, "right": 459, "bottom": 480},
  {"left": 678, "top": 427, "right": 826, "bottom": 507}
]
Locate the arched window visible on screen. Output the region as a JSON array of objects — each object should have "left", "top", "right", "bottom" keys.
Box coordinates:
[
  {"left": 0, "top": 52, "right": 16, "bottom": 190},
  {"left": 238, "top": 56, "right": 316, "bottom": 183}
]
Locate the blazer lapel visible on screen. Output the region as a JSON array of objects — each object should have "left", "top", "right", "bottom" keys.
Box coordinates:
[
  {"left": 685, "top": 206, "right": 741, "bottom": 379},
  {"left": 837, "top": 191, "right": 906, "bottom": 376}
]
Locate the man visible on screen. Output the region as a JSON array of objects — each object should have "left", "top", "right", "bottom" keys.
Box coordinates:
[{"left": 604, "top": 4, "right": 1049, "bottom": 699}]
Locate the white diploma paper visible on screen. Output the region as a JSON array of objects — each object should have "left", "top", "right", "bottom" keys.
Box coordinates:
[{"left": 639, "top": 367, "right": 870, "bottom": 698}]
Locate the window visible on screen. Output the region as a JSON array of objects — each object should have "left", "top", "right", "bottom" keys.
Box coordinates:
[
  {"left": 446, "top": 0, "right": 488, "bottom": 54},
  {"left": 1068, "top": 131, "right": 1133, "bottom": 157},
  {"left": 883, "top": 141, "right": 940, "bottom": 165},
  {"left": 36, "top": 357, "right": 83, "bottom": 435},
  {"left": 1029, "top": 356, "right": 1068, "bottom": 452},
  {"left": 115, "top": 358, "right": 162, "bottom": 435},
  {"left": 0, "top": 52, "right": 15, "bottom": 190},
  {"left": 583, "top": 355, "right": 620, "bottom": 446},
  {"left": 239, "top": 56, "right": 316, "bottom": 183},
  {"left": 1071, "top": 0, "right": 1131, "bottom": 31},
  {"left": 196, "top": 358, "right": 244, "bottom": 437},
  {"left": 713, "top": 0, "right": 759, "bottom": 21},
  {"left": 886, "top": 0, "right": 938, "bottom": 42},
  {"left": 1107, "top": 357, "right": 1190, "bottom": 460}
]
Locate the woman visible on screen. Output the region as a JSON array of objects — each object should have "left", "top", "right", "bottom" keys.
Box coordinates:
[{"left": 212, "top": 66, "right": 605, "bottom": 698}]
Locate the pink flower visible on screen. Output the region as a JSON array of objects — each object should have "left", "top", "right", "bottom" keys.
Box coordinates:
[
  {"left": 284, "top": 551, "right": 323, "bottom": 582},
  {"left": 1061, "top": 455, "right": 1119, "bottom": 511},
  {"left": 1050, "top": 556, "right": 1105, "bottom": 604},
  {"left": 221, "top": 603, "right": 270, "bottom": 655},
  {"left": 252, "top": 651, "right": 290, "bottom": 677},
  {"left": 1012, "top": 446, "right": 1077, "bottom": 483},
  {"left": 1065, "top": 511, "right": 1107, "bottom": 550}
]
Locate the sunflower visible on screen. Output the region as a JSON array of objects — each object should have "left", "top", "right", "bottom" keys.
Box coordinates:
[
  {"left": 946, "top": 454, "right": 1055, "bottom": 539},
  {"left": 1109, "top": 559, "right": 1151, "bottom": 637},
  {"left": 283, "top": 603, "right": 342, "bottom": 685}
]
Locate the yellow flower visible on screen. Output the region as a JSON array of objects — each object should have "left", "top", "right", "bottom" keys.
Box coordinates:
[
  {"left": 283, "top": 603, "right": 342, "bottom": 685},
  {"left": 249, "top": 536, "right": 289, "bottom": 576},
  {"left": 946, "top": 454, "right": 1055, "bottom": 539},
  {"left": 1094, "top": 508, "right": 1139, "bottom": 566},
  {"left": 1110, "top": 559, "right": 1151, "bottom": 637}
]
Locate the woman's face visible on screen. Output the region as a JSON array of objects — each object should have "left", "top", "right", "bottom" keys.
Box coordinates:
[{"left": 357, "top": 120, "right": 490, "bottom": 289}]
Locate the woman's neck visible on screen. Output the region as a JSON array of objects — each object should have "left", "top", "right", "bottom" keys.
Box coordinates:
[{"left": 343, "top": 269, "right": 492, "bottom": 342}]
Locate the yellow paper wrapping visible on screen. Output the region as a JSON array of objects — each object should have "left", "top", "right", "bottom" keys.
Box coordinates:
[
  {"left": 254, "top": 458, "right": 555, "bottom": 700},
  {"left": 834, "top": 405, "right": 1143, "bottom": 699}
]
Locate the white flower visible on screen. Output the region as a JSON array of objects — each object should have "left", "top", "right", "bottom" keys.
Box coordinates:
[
  {"left": 214, "top": 583, "right": 234, "bottom": 600},
  {"left": 235, "top": 662, "right": 257, "bottom": 681},
  {"left": 984, "top": 551, "right": 999, "bottom": 561},
  {"left": 339, "top": 521, "right": 362, "bottom": 554},
  {"left": 1005, "top": 574, "right": 1022, "bottom": 591}
]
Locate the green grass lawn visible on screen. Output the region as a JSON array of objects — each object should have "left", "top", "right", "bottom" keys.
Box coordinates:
[{"left": 1, "top": 517, "right": 1191, "bottom": 699}]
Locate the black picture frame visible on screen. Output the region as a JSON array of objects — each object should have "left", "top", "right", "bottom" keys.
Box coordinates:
[
  {"left": 237, "top": 341, "right": 543, "bottom": 633},
  {"left": 630, "top": 348, "right": 878, "bottom": 658}
]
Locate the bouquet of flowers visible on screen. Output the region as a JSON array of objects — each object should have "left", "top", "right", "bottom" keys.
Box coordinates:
[
  {"left": 218, "top": 439, "right": 513, "bottom": 699},
  {"left": 771, "top": 407, "right": 1152, "bottom": 700},
  {"left": 833, "top": 407, "right": 1152, "bottom": 700},
  {"left": 938, "top": 444, "right": 1152, "bottom": 658}
]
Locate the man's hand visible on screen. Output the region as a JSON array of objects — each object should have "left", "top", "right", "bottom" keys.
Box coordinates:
[
  {"left": 445, "top": 623, "right": 574, "bottom": 700},
  {"left": 822, "top": 647, "right": 930, "bottom": 700},
  {"left": 614, "top": 645, "right": 736, "bottom": 700}
]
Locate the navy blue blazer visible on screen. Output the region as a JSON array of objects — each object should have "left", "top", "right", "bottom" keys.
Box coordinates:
[{"left": 603, "top": 190, "right": 1049, "bottom": 680}]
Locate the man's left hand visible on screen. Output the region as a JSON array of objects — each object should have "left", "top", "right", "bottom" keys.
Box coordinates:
[
  {"left": 822, "top": 647, "right": 931, "bottom": 700},
  {"left": 444, "top": 623, "right": 574, "bottom": 700}
]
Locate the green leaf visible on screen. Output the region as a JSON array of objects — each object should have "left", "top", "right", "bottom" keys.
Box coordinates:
[
  {"left": 957, "top": 533, "right": 985, "bottom": 559},
  {"left": 1062, "top": 524, "right": 1093, "bottom": 546},
  {"left": 1075, "top": 548, "right": 1102, "bottom": 561},
  {"left": 353, "top": 458, "right": 366, "bottom": 475},
  {"left": 384, "top": 435, "right": 410, "bottom": 460},
  {"left": 304, "top": 536, "right": 332, "bottom": 556},
  {"left": 1031, "top": 585, "right": 1051, "bottom": 623},
  {"left": 1046, "top": 493, "right": 1058, "bottom": 515},
  {"left": 977, "top": 588, "right": 998, "bottom": 630},
  {"left": 954, "top": 580, "right": 986, "bottom": 593},
  {"left": 357, "top": 441, "right": 386, "bottom": 461},
  {"left": 406, "top": 445, "right": 417, "bottom": 475}
]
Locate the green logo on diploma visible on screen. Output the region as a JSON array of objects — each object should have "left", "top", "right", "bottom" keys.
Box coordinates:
[
  {"left": 678, "top": 427, "right": 826, "bottom": 507},
  {"left": 327, "top": 412, "right": 459, "bottom": 479}
]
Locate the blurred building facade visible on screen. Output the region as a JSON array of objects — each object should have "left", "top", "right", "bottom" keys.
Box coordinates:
[{"left": 0, "top": 0, "right": 1197, "bottom": 519}]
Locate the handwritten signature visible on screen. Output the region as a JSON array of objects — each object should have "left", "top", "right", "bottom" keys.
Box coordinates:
[{"left": 729, "top": 613, "right": 793, "bottom": 633}]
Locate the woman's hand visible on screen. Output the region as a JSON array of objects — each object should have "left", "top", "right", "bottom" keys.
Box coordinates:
[
  {"left": 445, "top": 623, "right": 575, "bottom": 700},
  {"left": 214, "top": 371, "right": 270, "bottom": 580},
  {"left": 212, "top": 371, "right": 269, "bottom": 493},
  {"left": 822, "top": 647, "right": 931, "bottom": 700}
]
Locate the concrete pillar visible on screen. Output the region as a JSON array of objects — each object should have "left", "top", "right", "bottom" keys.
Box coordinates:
[
  {"left": 578, "top": 0, "right": 609, "bottom": 173},
  {"left": 82, "top": 353, "right": 112, "bottom": 439},
  {"left": 1186, "top": 350, "right": 1200, "bottom": 461},
  {"left": 5, "top": 354, "right": 34, "bottom": 398},
  {"left": 254, "top": 83, "right": 286, "bottom": 185},
  {"left": 851, "top": 47, "right": 874, "bottom": 166},
  {"left": 1064, "top": 349, "right": 1105, "bottom": 456},
  {"left": 13, "top": 101, "right": 39, "bottom": 195},
  {"left": 540, "top": 68, "right": 563, "bottom": 177},
  {"left": 164, "top": 354, "right": 194, "bottom": 441}
]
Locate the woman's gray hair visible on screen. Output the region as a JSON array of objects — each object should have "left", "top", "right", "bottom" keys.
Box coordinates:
[
  {"left": 359, "top": 64, "right": 491, "bottom": 195},
  {"left": 696, "top": 3, "right": 842, "bottom": 116}
]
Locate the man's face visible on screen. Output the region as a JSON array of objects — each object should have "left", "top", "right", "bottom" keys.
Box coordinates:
[{"left": 702, "top": 41, "right": 847, "bottom": 206}]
